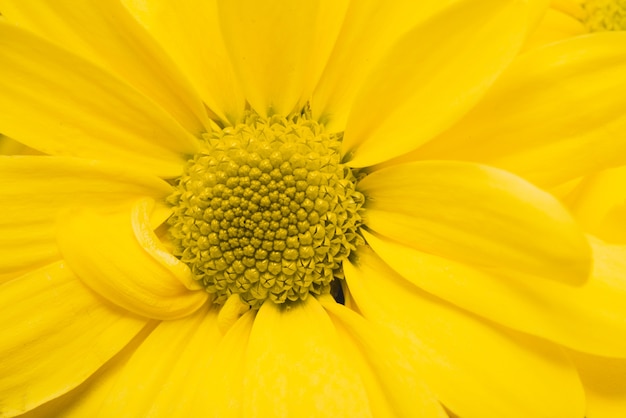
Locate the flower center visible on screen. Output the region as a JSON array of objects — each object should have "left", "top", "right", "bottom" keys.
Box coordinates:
[
  {"left": 583, "top": 0, "right": 626, "bottom": 31},
  {"left": 167, "top": 111, "right": 364, "bottom": 308}
]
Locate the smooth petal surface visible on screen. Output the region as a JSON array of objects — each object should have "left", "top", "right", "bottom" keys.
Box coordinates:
[
  {"left": 569, "top": 351, "right": 626, "bottom": 418},
  {"left": 345, "top": 248, "right": 585, "bottom": 418},
  {"left": 0, "top": 0, "right": 211, "bottom": 134},
  {"left": 567, "top": 166, "right": 626, "bottom": 244},
  {"left": 243, "top": 297, "right": 371, "bottom": 417},
  {"left": 412, "top": 32, "right": 626, "bottom": 187},
  {"left": 121, "top": 0, "right": 245, "bottom": 124},
  {"left": 364, "top": 230, "right": 626, "bottom": 357},
  {"left": 359, "top": 160, "right": 590, "bottom": 284},
  {"left": 217, "top": 0, "right": 348, "bottom": 117},
  {"left": 342, "top": 0, "right": 528, "bottom": 167},
  {"left": 0, "top": 22, "right": 198, "bottom": 177},
  {"left": 321, "top": 297, "right": 448, "bottom": 418},
  {"left": 524, "top": 7, "right": 587, "bottom": 50},
  {"left": 58, "top": 199, "right": 208, "bottom": 320},
  {"left": 311, "top": 0, "right": 456, "bottom": 131},
  {"left": 0, "top": 156, "right": 171, "bottom": 276},
  {"left": 0, "top": 262, "right": 149, "bottom": 417},
  {"left": 94, "top": 304, "right": 225, "bottom": 417}
]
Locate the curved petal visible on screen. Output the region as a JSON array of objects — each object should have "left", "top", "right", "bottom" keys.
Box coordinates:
[
  {"left": 321, "top": 297, "right": 448, "bottom": 418},
  {"left": 523, "top": 8, "right": 587, "bottom": 50},
  {"left": 364, "top": 230, "right": 626, "bottom": 357},
  {"left": 342, "top": 0, "right": 529, "bottom": 167},
  {"left": 411, "top": 32, "right": 626, "bottom": 187},
  {"left": 243, "top": 297, "right": 372, "bottom": 417},
  {"left": 569, "top": 351, "right": 626, "bottom": 418},
  {"left": 58, "top": 198, "right": 209, "bottom": 320},
  {"left": 121, "top": 0, "right": 246, "bottom": 125},
  {"left": 0, "top": 22, "right": 199, "bottom": 177},
  {"left": 0, "top": 262, "right": 150, "bottom": 416},
  {"left": 217, "top": 0, "right": 349, "bottom": 117},
  {"left": 0, "top": 156, "right": 171, "bottom": 277},
  {"left": 0, "top": 0, "right": 211, "bottom": 135},
  {"left": 92, "top": 304, "right": 225, "bottom": 417},
  {"left": 567, "top": 165, "right": 626, "bottom": 244},
  {"left": 358, "top": 160, "right": 591, "bottom": 284},
  {"left": 311, "top": 0, "right": 456, "bottom": 132},
  {"left": 344, "top": 247, "right": 585, "bottom": 418}
]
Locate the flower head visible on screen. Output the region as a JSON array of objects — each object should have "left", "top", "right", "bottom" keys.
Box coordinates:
[{"left": 1, "top": 1, "right": 626, "bottom": 417}]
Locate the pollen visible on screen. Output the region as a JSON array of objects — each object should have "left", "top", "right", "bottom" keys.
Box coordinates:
[
  {"left": 167, "top": 111, "right": 365, "bottom": 308},
  {"left": 583, "top": 0, "right": 626, "bottom": 31}
]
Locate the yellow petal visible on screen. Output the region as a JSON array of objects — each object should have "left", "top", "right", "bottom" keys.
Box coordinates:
[
  {"left": 186, "top": 310, "right": 255, "bottom": 418},
  {"left": 0, "top": 261, "right": 149, "bottom": 416},
  {"left": 217, "top": 0, "right": 349, "bottom": 117},
  {"left": 311, "top": 0, "right": 456, "bottom": 131},
  {"left": 0, "top": 0, "right": 211, "bottom": 135},
  {"left": 243, "top": 297, "right": 372, "bottom": 417},
  {"left": 569, "top": 351, "right": 626, "bottom": 418},
  {"left": 524, "top": 8, "right": 588, "bottom": 50},
  {"left": 412, "top": 32, "right": 626, "bottom": 187},
  {"left": 121, "top": 0, "right": 246, "bottom": 124},
  {"left": 344, "top": 247, "right": 585, "bottom": 418},
  {"left": 321, "top": 297, "right": 448, "bottom": 418},
  {"left": 364, "top": 230, "right": 626, "bottom": 357},
  {"left": 359, "top": 160, "right": 590, "bottom": 284},
  {"left": 342, "top": 0, "right": 529, "bottom": 167},
  {"left": 567, "top": 166, "right": 626, "bottom": 244},
  {"left": 58, "top": 198, "right": 208, "bottom": 320},
  {"left": 0, "top": 156, "right": 171, "bottom": 277},
  {"left": 92, "top": 304, "right": 226, "bottom": 417},
  {"left": 0, "top": 22, "right": 199, "bottom": 177}
]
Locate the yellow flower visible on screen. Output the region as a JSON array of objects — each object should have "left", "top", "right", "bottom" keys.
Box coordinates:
[{"left": 0, "top": 0, "right": 625, "bottom": 417}]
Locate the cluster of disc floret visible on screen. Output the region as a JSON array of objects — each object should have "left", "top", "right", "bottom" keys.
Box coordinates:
[
  {"left": 584, "top": 0, "right": 626, "bottom": 31},
  {"left": 168, "top": 111, "right": 364, "bottom": 307}
]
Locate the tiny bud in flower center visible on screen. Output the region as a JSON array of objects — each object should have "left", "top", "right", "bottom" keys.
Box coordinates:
[
  {"left": 583, "top": 0, "right": 626, "bottom": 31},
  {"left": 168, "top": 111, "right": 364, "bottom": 308}
]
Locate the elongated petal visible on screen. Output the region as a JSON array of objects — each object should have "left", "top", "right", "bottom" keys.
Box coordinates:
[
  {"left": 359, "top": 161, "right": 590, "bottom": 284},
  {"left": 567, "top": 166, "right": 626, "bottom": 244},
  {"left": 345, "top": 247, "right": 585, "bottom": 418},
  {"left": 569, "top": 351, "right": 626, "bottom": 418},
  {"left": 0, "top": 156, "right": 171, "bottom": 276},
  {"left": 244, "top": 297, "right": 371, "bottom": 417},
  {"left": 321, "top": 297, "right": 448, "bottom": 418},
  {"left": 121, "top": 0, "right": 246, "bottom": 124},
  {"left": 217, "top": 0, "right": 348, "bottom": 117},
  {"left": 58, "top": 199, "right": 208, "bottom": 320},
  {"left": 0, "top": 22, "right": 198, "bottom": 177},
  {"left": 93, "top": 304, "right": 225, "bottom": 417},
  {"left": 311, "top": 0, "right": 455, "bottom": 131},
  {"left": 412, "top": 32, "right": 626, "bottom": 187},
  {"left": 0, "top": 0, "right": 211, "bottom": 134},
  {"left": 364, "top": 230, "right": 626, "bottom": 357},
  {"left": 0, "top": 262, "right": 149, "bottom": 416},
  {"left": 524, "top": 8, "right": 587, "bottom": 50},
  {"left": 342, "top": 0, "right": 528, "bottom": 167}
]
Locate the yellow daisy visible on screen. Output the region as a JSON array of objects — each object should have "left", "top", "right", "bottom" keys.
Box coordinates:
[{"left": 0, "top": 0, "right": 624, "bottom": 417}]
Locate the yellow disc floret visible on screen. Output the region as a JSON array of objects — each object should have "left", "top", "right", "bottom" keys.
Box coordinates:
[
  {"left": 168, "top": 111, "right": 364, "bottom": 308},
  {"left": 583, "top": 0, "right": 626, "bottom": 31}
]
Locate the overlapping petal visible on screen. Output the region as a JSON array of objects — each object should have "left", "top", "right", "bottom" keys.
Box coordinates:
[
  {"left": 0, "top": 22, "right": 199, "bottom": 177},
  {"left": 0, "top": 262, "right": 150, "bottom": 417},
  {"left": 217, "top": 0, "right": 348, "bottom": 118},
  {"left": 345, "top": 247, "right": 585, "bottom": 418},
  {"left": 121, "top": 0, "right": 246, "bottom": 125},
  {"left": 0, "top": 156, "right": 171, "bottom": 278},
  {"left": 411, "top": 32, "right": 626, "bottom": 187},
  {"left": 359, "top": 160, "right": 590, "bottom": 284},
  {"left": 58, "top": 199, "right": 209, "bottom": 320},
  {"left": 342, "top": 0, "right": 529, "bottom": 167},
  {"left": 364, "top": 230, "right": 626, "bottom": 357},
  {"left": 0, "top": 0, "right": 211, "bottom": 135}
]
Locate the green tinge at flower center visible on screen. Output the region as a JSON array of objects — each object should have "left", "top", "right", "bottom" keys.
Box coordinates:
[
  {"left": 583, "top": 0, "right": 626, "bottom": 31},
  {"left": 168, "top": 112, "right": 364, "bottom": 308}
]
